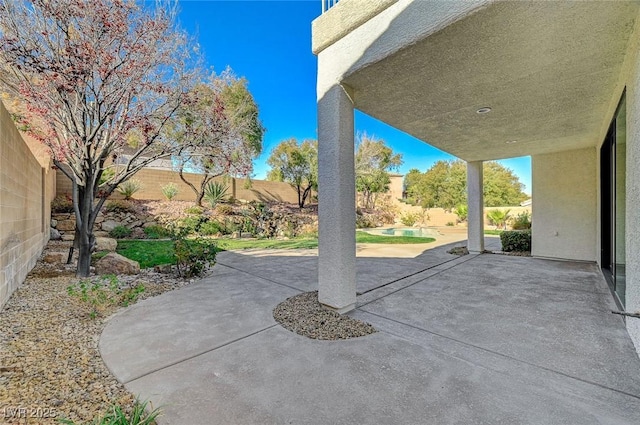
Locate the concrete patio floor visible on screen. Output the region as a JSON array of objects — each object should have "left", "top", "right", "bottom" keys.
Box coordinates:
[{"left": 100, "top": 237, "right": 640, "bottom": 424}]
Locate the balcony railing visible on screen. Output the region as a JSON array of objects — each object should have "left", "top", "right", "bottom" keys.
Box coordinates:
[{"left": 321, "top": 0, "right": 339, "bottom": 14}]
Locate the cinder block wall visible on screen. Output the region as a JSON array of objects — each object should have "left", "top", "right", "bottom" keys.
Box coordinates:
[
  {"left": 0, "top": 102, "right": 55, "bottom": 308},
  {"left": 56, "top": 167, "right": 301, "bottom": 204}
]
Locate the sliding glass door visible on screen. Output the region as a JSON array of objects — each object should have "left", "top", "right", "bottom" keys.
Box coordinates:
[{"left": 601, "top": 94, "right": 626, "bottom": 308}]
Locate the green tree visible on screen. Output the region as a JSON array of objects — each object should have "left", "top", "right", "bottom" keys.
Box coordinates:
[
  {"left": 483, "top": 161, "right": 528, "bottom": 207},
  {"left": 267, "top": 138, "right": 318, "bottom": 208},
  {"left": 355, "top": 135, "right": 403, "bottom": 209},
  {"left": 173, "top": 73, "right": 264, "bottom": 206},
  {"left": 404, "top": 160, "right": 527, "bottom": 209}
]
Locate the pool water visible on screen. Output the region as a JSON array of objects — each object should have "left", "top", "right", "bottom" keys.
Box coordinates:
[{"left": 366, "top": 227, "right": 439, "bottom": 238}]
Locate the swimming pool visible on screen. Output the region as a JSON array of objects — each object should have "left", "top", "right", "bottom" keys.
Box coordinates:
[{"left": 365, "top": 227, "right": 440, "bottom": 238}]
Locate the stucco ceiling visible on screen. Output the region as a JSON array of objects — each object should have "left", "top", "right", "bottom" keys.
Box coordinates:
[{"left": 342, "top": 1, "right": 638, "bottom": 161}]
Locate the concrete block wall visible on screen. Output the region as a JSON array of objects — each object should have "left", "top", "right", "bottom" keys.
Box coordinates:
[
  {"left": 56, "top": 168, "right": 301, "bottom": 204},
  {"left": 0, "top": 102, "right": 55, "bottom": 308}
]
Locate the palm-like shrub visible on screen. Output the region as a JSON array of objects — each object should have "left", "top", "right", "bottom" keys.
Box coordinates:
[{"left": 486, "top": 209, "right": 511, "bottom": 230}]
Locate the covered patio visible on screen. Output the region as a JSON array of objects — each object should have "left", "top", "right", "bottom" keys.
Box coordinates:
[{"left": 100, "top": 240, "right": 640, "bottom": 424}]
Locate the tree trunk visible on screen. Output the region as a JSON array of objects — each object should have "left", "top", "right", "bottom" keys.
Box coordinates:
[{"left": 73, "top": 181, "right": 97, "bottom": 278}]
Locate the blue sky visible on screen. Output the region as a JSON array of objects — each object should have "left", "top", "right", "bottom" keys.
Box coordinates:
[{"left": 177, "top": 0, "right": 532, "bottom": 194}]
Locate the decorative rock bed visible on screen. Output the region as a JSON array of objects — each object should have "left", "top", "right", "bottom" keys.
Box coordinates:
[{"left": 273, "top": 291, "right": 376, "bottom": 340}]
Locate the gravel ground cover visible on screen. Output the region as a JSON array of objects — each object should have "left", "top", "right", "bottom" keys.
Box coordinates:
[
  {"left": 273, "top": 291, "right": 376, "bottom": 340},
  {"left": 0, "top": 243, "right": 191, "bottom": 424}
]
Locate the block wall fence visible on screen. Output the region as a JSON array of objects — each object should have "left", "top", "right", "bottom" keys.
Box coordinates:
[
  {"left": 0, "top": 102, "right": 56, "bottom": 308},
  {"left": 56, "top": 167, "right": 302, "bottom": 205}
]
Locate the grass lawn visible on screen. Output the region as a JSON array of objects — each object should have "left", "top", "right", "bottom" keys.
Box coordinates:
[
  {"left": 355, "top": 232, "right": 435, "bottom": 244},
  {"left": 113, "top": 232, "right": 436, "bottom": 268},
  {"left": 116, "top": 239, "right": 175, "bottom": 269},
  {"left": 484, "top": 229, "right": 504, "bottom": 235}
]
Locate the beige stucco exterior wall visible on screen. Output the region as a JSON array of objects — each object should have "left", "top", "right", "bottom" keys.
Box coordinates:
[
  {"left": 56, "top": 168, "right": 302, "bottom": 204},
  {"left": 624, "top": 14, "right": 640, "bottom": 354},
  {"left": 0, "top": 102, "right": 55, "bottom": 308},
  {"left": 531, "top": 148, "right": 597, "bottom": 262}
]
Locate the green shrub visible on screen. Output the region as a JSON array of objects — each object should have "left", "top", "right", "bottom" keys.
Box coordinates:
[
  {"left": 184, "top": 205, "right": 204, "bottom": 215},
  {"left": 98, "top": 167, "right": 115, "bottom": 187},
  {"left": 174, "top": 215, "right": 207, "bottom": 236},
  {"left": 511, "top": 211, "right": 532, "bottom": 230},
  {"left": 51, "top": 194, "right": 74, "bottom": 213},
  {"left": 143, "top": 225, "right": 171, "bottom": 239},
  {"left": 161, "top": 182, "right": 179, "bottom": 200},
  {"left": 117, "top": 179, "right": 142, "bottom": 200},
  {"left": 200, "top": 220, "right": 225, "bottom": 236},
  {"left": 59, "top": 398, "right": 159, "bottom": 425},
  {"left": 454, "top": 204, "right": 468, "bottom": 222},
  {"left": 400, "top": 212, "right": 419, "bottom": 226},
  {"left": 500, "top": 230, "right": 531, "bottom": 252},
  {"left": 446, "top": 221, "right": 455, "bottom": 226},
  {"left": 104, "top": 200, "right": 135, "bottom": 213},
  {"left": 174, "top": 237, "right": 217, "bottom": 278},
  {"left": 203, "top": 181, "right": 228, "bottom": 207},
  {"left": 109, "top": 225, "right": 132, "bottom": 239},
  {"left": 67, "top": 275, "right": 144, "bottom": 319}
]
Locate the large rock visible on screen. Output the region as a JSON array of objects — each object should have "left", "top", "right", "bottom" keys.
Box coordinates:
[
  {"left": 95, "top": 253, "right": 140, "bottom": 275},
  {"left": 95, "top": 237, "right": 117, "bottom": 252},
  {"left": 101, "top": 220, "right": 121, "bottom": 232},
  {"left": 50, "top": 227, "right": 62, "bottom": 240},
  {"left": 61, "top": 234, "right": 75, "bottom": 241}
]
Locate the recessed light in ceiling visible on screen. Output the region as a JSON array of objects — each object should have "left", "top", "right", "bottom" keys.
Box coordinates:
[
  {"left": 476, "top": 107, "right": 492, "bottom": 114},
  {"left": 506, "top": 140, "right": 518, "bottom": 144}
]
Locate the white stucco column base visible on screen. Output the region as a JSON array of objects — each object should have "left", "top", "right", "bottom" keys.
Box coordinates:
[
  {"left": 317, "top": 84, "right": 356, "bottom": 313},
  {"left": 467, "top": 161, "right": 484, "bottom": 254}
]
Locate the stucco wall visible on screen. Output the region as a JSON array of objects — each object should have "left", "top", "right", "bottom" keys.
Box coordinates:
[
  {"left": 531, "top": 148, "right": 597, "bottom": 261},
  {"left": 624, "top": 19, "right": 640, "bottom": 355},
  {"left": 0, "top": 102, "right": 54, "bottom": 308},
  {"left": 56, "top": 168, "right": 303, "bottom": 204}
]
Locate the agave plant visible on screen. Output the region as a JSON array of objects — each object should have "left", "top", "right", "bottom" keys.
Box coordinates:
[
  {"left": 161, "top": 182, "right": 179, "bottom": 200},
  {"left": 116, "top": 179, "right": 142, "bottom": 200},
  {"left": 203, "top": 181, "right": 228, "bottom": 207}
]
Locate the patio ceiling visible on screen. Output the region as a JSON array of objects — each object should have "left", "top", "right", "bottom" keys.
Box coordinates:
[{"left": 341, "top": 1, "right": 638, "bottom": 161}]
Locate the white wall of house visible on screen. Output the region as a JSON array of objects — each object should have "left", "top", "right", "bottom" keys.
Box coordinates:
[
  {"left": 625, "top": 23, "right": 640, "bottom": 353},
  {"left": 531, "top": 148, "right": 597, "bottom": 262}
]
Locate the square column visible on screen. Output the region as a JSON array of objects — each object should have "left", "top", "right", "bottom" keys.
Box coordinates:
[
  {"left": 317, "top": 84, "right": 356, "bottom": 313},
  {"left": 467, "top": 160, "right": 484, "bottom": 253}
]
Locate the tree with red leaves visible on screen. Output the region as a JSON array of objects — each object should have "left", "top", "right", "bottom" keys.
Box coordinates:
[{"left": 0, "top": 0, "right": 198, "bottom": 276}]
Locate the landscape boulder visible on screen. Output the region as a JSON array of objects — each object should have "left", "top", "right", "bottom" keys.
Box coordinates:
[
  {"left": 95, "top": 253, "right": 140, "bottom": 275},
  {"left": 95, "top": 237, "right": 117, "bottom": 252},
  {"left": 101, "top": 220, "right": 121, "bottom": 232},
  {"left": 50, "top": 227, "right": 62, "bottom": 241}
]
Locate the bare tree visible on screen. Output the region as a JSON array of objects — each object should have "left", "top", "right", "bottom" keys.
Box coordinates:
[{"left": 0, "top": 0, "right": 197, "bottom": 276}]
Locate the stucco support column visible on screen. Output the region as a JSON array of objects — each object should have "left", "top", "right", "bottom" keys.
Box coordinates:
[
  {"left": 467, "top": 161, "right": 484, "bottom": 253},
  {"left": 317, "top": 84, "right": 356, "bottom": 313}
]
